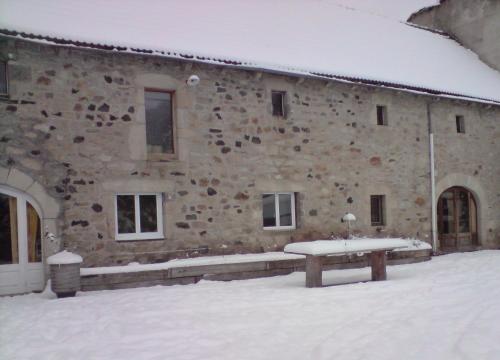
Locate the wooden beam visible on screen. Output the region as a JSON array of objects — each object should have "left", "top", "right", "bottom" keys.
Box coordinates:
[
  {"left": 305, "top": 255, "right": 323, "bottom": 288},
  {"left": 370, "top": 250, "right": 387, "bottom": 281}
]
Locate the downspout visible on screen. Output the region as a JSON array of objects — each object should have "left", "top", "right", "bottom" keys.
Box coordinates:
[{"left": 427, "top": 102, "right": 438, "bottom": 253}]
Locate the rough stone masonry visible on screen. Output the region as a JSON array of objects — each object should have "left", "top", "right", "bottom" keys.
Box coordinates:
[{"left": 0, "top": 37, "right": 499, "bottom": 266}]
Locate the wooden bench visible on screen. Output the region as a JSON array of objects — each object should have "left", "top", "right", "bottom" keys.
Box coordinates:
[{"left": 284, "top": 239, "right": 408, "bottom": 288}]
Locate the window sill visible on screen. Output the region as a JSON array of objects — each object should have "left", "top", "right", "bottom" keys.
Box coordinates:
[
  {"left": 147, "top": 152, "right": 178, "bottom": 162},
  {"left": 263, "top": 227, "right": 296, "bottom": 231},
  {"left": 115, "top": 234, "right": 165, "bottom": 241}
]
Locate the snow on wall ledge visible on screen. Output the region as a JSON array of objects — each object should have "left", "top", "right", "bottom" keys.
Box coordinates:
[
  {"left": 80, "top": 239, "right": 430, "bottom": 276},
  {"left": 1, "top": 0, "right": 500, "bottom": 104}
]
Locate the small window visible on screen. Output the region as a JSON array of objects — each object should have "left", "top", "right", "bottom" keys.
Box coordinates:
[
  {"left": 271, "top": 91, "right": 286, "bottom": 117},
  {"left": 145, "top": 89, "right": 174, "bottom": 154},
  {"left": 376, "top": 105, "right": 387, "bottom": 126},
  {"left": 370, "top": 195, "right": 385, "bottom": 226},
  {"left": 456, "top": 115, "right": 465, "bottom": 133},
  {"left": 262, "top": 192, "right": 296, "bottom": 230},
  {"left": 115, "top": 193, "right": 163, "bottom": 240},
  {"left": 0, "top": 61, "right": 7, "bottom": 95}
]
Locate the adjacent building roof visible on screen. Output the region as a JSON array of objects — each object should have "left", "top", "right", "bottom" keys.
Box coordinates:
[{"left": 1, "top": 0, "right": 500, "bottom": 104}]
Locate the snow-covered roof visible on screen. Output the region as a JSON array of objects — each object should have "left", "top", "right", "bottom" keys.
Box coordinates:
[
  {"left": 1, "top": 0, "right": 500, "bottom": 104},
  {"left": 330, "top": 0, "right": 439, "bottom": 21}
]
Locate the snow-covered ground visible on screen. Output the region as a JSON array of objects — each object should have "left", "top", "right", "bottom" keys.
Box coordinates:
[{"left": 1, "top": 251, "right": 500, "bottom": 360}]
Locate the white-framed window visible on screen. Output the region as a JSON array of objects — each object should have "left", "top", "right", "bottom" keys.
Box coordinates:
[
  {"left": 262, "top": 192, "right": 296, "bottom": 230},
  {"left": 115, "top": 193, "right": 164, "bottom": 241}
]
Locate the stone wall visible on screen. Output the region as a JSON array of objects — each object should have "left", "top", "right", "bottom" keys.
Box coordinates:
[
  {"left": 409, "top": 0, "right": 500, "bottom": 71},
  {"left": 1, "top": 37, "right": 499, "bottom": 266}
]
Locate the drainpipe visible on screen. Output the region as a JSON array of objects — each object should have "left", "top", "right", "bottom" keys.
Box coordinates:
[{"left": 427, "top": 102, "right": 438, "bottom": 253}]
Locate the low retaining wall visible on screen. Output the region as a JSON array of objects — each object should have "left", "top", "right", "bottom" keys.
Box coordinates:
[{"left": 81, "top": 249, "right": 430, "bottom": 291}]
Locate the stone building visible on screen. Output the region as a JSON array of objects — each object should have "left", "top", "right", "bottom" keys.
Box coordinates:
[
  {"left": 409, "top": 0, "right": 500, "bottom": 71},
  {"left": 0, "top": 0, "right": 499, "bottom": 295}
]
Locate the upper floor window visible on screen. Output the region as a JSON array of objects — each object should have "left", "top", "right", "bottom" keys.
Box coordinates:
[
  {"left": 145, "top": 89, "right": 174, "bottom": 154},
  {"left": 115, "top": 193, "right": 164, "bottom": 240},
  {"left": 262, "top": 192, "right": 296, "bottom": 230},
  {"left": 456, "top": 115, "right": 465, "bottom": 133},
  {"left": 272, "top": 91, "right": 286, "bottom": 117},
  {"left": 370, "top": 195, "right": 386, "bottom": 226},
  {"left": 376, "top": 105, "right": 387, "bottom": 126},
  {"left": 0, "top": 61, "right": 7, "bottom": 95}
]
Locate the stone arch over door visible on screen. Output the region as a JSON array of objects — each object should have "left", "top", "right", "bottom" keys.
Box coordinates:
[
  {"left": 435, "top": 173, "right": 487, "bottom": 249},
  {"left": 0, "top": 166, "right": 62, "bottom": 264}
]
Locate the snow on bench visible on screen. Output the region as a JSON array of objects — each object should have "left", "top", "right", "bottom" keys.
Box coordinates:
[
  {"left": 80, "top": 239, "right": 429, "bottom": 277},
  {"left": 284, "top": 238, "right": 412, "bottom": 287},
  {"left": 81, "top": 252, "right": 304, "bottom": 276}
]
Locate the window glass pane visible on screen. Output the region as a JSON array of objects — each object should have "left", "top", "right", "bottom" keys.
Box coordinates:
[
  {"left": 441, "top": 191, "right": 454, "bottom": 234},
  {"left": 117, "top": 195, "right": 135, "bottom": 234},
  {"left": 456, "top": 116, "right": 465, "bottom": 133},
  {"left": 371, "top": 196, "right": 381, "bottom": 224},
  {"left": 26, "top": 202, "right": 42, "bottom": 263},
  {"left": 278, "top": 193, "right": 292, "bottom": 227},
  {"left": 262, "top": 194, "right": 276, "bottom": 227},
  {"left": 0, "top": 62, "right": 7, "bottom": 94},
  {"left": 457, "top": 191, "right": 470, "bottom": 233},
  {"left": 140, "top": 195, "right": 158, "bottom": 233},
  {"left": 377, "top": 106, "right": 386, "bottom": 125},
  {"left": 272, "top": 91, "right": 284, "bottom": 116},
  {"left": 0, "top": 194, "right": 18, "bottom": 264},
  {"left": 145, "top": 90, "right": 173, "bottom": 153}
]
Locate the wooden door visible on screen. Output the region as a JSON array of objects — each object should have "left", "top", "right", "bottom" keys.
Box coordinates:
[{"left": 437, "top": 187, "right": 478, "bottom": 251}]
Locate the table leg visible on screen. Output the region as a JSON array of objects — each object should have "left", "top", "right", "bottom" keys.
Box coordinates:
[
  {"left": 306, "top": 255, "right": 323, "bottom": 288},
  {"left": 371, "top": 250, "right": 387, "bottom": 281}
]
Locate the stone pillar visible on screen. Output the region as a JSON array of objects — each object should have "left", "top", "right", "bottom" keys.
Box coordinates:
[{"left": 47, "top": 251, "right": 83, "bottom": 298}]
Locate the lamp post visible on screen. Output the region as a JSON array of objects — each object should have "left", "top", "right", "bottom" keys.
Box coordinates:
[{"left": 342, "top": 213, "right": 356, "bottom": 239}]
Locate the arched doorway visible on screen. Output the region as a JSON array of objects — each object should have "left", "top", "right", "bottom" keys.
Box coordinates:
[
  {"left": 0, "top": 186, "right": 44, "bottom": 295},
  {"left": 437, "top": 187, "right": 478, "bottom": 251}
]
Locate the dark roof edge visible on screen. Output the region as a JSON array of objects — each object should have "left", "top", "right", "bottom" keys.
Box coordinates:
[
  {"left": 407, "top": 4, "right": 440, "bottom": 22},
  {"left": 1, "top": 28, "right": 499, "bottom": 106}
]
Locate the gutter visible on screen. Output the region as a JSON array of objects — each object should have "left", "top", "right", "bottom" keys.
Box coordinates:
[
  {"left": 427, "top": 102, "right": 438, "bottom": 253},
  {"left": 1, "top": 29, "right": 500, "bottom": 107}
]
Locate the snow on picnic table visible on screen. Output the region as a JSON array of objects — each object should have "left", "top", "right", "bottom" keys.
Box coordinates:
[
  {"left": 1, "top": 251, "right": 500, "bottom": 360},
  {"left": 284, "top": 238, "right": 410, "bottom": 256}
]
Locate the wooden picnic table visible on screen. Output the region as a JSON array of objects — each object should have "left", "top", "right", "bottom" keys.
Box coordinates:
[{"left": 284, "top": 239, "right": 408, "bottom": 288}]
